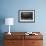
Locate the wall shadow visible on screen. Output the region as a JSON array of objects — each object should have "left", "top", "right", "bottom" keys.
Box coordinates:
[{"left": 0, "top": 16, "right": 5, "bottom": 46}]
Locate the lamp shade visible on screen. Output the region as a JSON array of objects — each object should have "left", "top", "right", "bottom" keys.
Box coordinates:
[{"left": 5, "top": 18, "right": 14, "bottom": 25}]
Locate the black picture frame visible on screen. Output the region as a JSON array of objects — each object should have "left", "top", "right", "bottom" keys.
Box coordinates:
[{"left": 18, "top": 10, "right": 35, "bottom": 23}]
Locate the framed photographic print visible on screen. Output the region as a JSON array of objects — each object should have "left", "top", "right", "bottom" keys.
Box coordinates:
[{"left": 18, "top": 10, "right": 35, "bottom": 23}]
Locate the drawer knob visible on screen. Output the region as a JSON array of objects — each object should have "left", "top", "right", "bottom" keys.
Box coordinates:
[{"left": 32, "top": 42, "right": 35, "bottom": 44}]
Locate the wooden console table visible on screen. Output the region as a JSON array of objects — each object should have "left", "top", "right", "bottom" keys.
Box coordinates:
[{"left": 4, "top": 32, "right": 43, "bottom": 46}]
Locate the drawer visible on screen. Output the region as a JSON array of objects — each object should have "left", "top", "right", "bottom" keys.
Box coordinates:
[
  {"left": 32, "top": 40, "right": 43, "bottom": 46},
  {"left": 24, "top": 40, "right": 43, "bottom": 46},
  {"left": 4, "top": 40, "right": 16, "bottom": 46},
  {"left": 4, "top": 40, "right": 24, "bottom": 46},
  {"left": 25, "top": 35, "right": 43, "bottom": 40},
  {"left": 4, "top": 35, "right": 24, "bottom": 40}
]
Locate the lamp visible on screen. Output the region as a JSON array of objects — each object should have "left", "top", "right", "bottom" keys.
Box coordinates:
[{"left": 5, "top": 18, "right": 14, "bottom": 35}]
